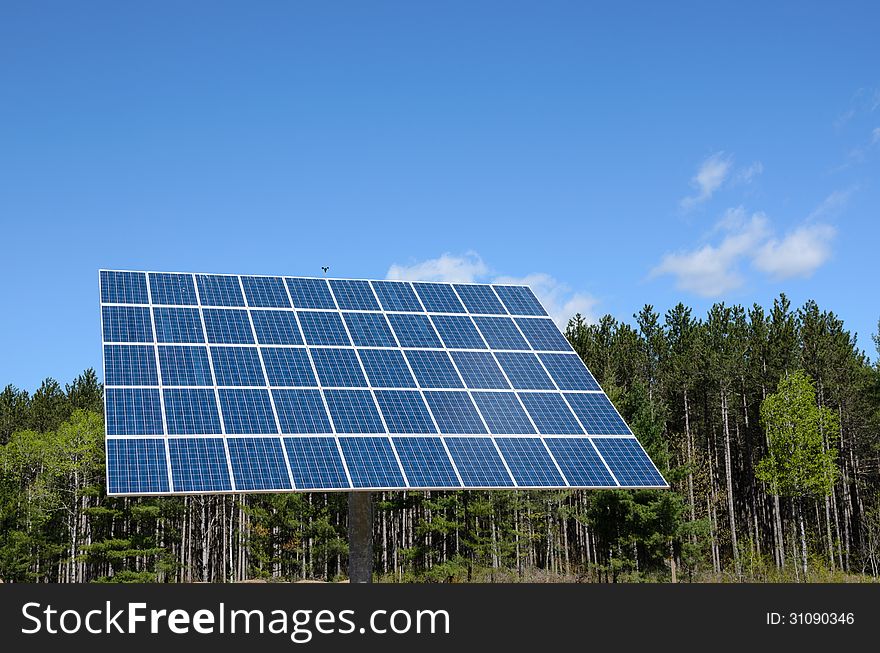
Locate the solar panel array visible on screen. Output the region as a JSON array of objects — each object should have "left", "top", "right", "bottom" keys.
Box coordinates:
[{"left": 100, "top": 270, "right": 667, "bottom": 495}]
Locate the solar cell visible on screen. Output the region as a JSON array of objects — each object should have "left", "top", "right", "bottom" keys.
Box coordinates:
[
  {"left": 196, "top": 274, "right": 245, "bottom": 307},
  {"left": 392, "top": 437, "right": 459, "bottom": 487},
  {"left": 329, "top": 279, "right": 380, "bottom": 311},
  {"left": 153, "top": 308, "right": 204, "bottom": 343},
  {"left": 387, "top": 313, "right": 442, "bottom": 348},
  {"left": 227, "top": 437, "right": 292, "bottom": 490},
  {"left": 240, "top": 276, "right": 291, "bottom": 308},
  {"left": 168, "top": 437, "right": 232, "bottom": 492},
  {"left": 286, "top": 278, "right": 335, "bottom": 309},
  {"left": 431, "top": 314, "right": 486, "bottom": 349},
  {"left": 564, "top": 393, "right": 631, "bottom": 435},
  {"left": 412, "top": 282, "right": 465, "bottom": 313},
  {"left": 250, "top": 310, "right": 303, "bottom": 345},
  {"left": 101, "top": 271, "right": 662, "bottom": 494},
  {"left": 371, "top": 281, "right": 422, "bottom": 312},
  {"left": 494, "top": 438, "right": 566, "bottom": 487},
  {"left": 492, "top": 285, "right": 547, "bottom": 316},
  {"left": 454, "top": 284, "right": 507, "bottom": 315},
  {"left": 104, "top": 345, "right": 158, "bottom": 386},
  {"left": 163, "top": 388, "right": 221, "bottom": 435},
  {"left": 284, "top": 437, "right": 350, "bottom": 488},
  {"left": 343, "top": 312, "right": 397, "bottom": 347},
  {"left": 591, "top": 437, "right": 666, "bottom": 487},
  {"left": 358, "top": 349, "right": 416, "bottom": 388},
  {"left": 443, "top": 437, "right": 513, "bottom": 487},
  {"left": 149, "top": 272, "right": 198, "bottom": 306},
  {"left": 338, "top": 437, "right": 405, "bottom": 488},
  {"left": 106, "top": 438, "right": 170, "bottom": 494}
]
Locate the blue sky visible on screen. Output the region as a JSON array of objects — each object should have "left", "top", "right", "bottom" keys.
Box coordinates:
[{"left": 1, "top": 1, "right": 878, "bottom": 391}]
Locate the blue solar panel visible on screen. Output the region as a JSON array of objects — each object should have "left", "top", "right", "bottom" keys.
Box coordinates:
[
  {"left": 250, "top": 310, "right": 303, "bottom": 345},
  {"left": 286, "top": 277, "right": 336, "bottom": 309},
  {"left": 393, "top": 437, "right": 459, "bottom": 487},
  {"left": 375, "top": 390, "right": 436, "bottom": 434},
  {"left": 202, "top": 309, "right": 254, "bottom": 344},
  {"left": 371, "top": 281, "right": 422, "bottom": 312},
  {"left": 284, "top": 437, "right": 350, "bottom": 488},
  {"left": 297, "top": 311, "right": 351, "bottom": 346},
  {"left": 163, "top": 388, "right": 221, "bottom": 434},
  {"left": 539, "top": 353, "right": 600, "bottom": 391},
  {"left": 338, "top": 437, "right": 405, "bottom": 488},
  {"left": 329, "top": 279, "right": 380, "bottom": 310},
  {"left": 494, "top": 352, "right": 555, "bottom": 390},
  {"left": 102, "top": 306, "right": 153, "bottom": 343},
  {"left": 210, "top": 346, "right": 266, "bottom": 386},
  {"left": 153, "top": 308, "right": 204, "bottom": 343},
  {"left": 104, "top": 345, "right": 158, "bottom": 386},
  {"left": 273, "top": 389, "right": 332, "bottom": 433},
  {"left": 413, "top": 282, "right": 466, "bottom": 313},
  {"left": 564, "top": 393, "right": 631, "bottom": 435},
  {"left": 472, "top": 316, "right": 531, "bottom": 350},
  {"left": 544, "top": 438, "right": 616, "bottom": 487},
  {"left": 105, "top": 388, "right": 164, "bottom": 435},
  {"left": 431, "top": 315, "right": 486, "bottom": 349},
  {"left": 261, "top": 347, "right": 316, "bottom": 386},
  {"left": 324, "top": 390, "right": 385, "bottom": 433},
  {"left": 358, "top": 349, "right": 416, "bottom": 388},
  {"left": 102, "top": 271, "right": 658, "bottom": 494},
  {"left": 493, "top": 285, "right": 547, "bottom": 316},
  {"left": 168, "top": 438, "right": 232, "bottom": 492},
  {"left": 343, "top": 312, "right": 397, "bottom": 347},
  {"left": 471, "top": 392, "right": 535, "bottom": 434},
  {"left": 454, "top": 284, "right": 507, "bottom": 315},
  {"left": 495, "top": 438, "right": 566, "bottom": 487},
  {"left": 444, "top": 437, "right": 514, "bottom": 487},
  {"left": 518, "top": 392, "right": 584, "bottom": 434},
  {"left": 310, "top": 348, "right": 367, "bottom": 387},
  {"left": 196, "top": 274, "right": 245, "bottom": 307},
  {"left": 218, "top": 388, "right": 278, "bottom": 434},
  {"left": 158, "top": 346, "right": 213, "bottom": 386},
  {"left": 149, "top": 272, "right": 198, "bottom": 306},
  {"left": 241, "top": 276, "right": 291, "bottom": 308},
  {"left": 515, "top": 318, "right": 572, "bottom": 351},
  {"left": 404, "top": 350, "right": 463, "bottom": 388},
  {"left": 387, "top": 313, "right": 442, "bottom": 348},
  {"left": 101, "top": 271, "right": 149, "bottom": 304},
  {"left": 451, "top": 351, "right": 510, "bottom": 389},
  {"left": 106, "top": 439, "right": 169, "bottom": 494},
  {"left": 227, "top": 437, "right": 292, "bottom": 490},
  {"left": 423, "top": 391, "right": 487, "bottom": 434},
  {"left": 591, "top": 438, "right": 666, "bottom": 487}
]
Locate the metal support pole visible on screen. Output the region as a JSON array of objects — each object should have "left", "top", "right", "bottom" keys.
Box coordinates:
[{"left": 348, "top": 491, "right": 373, "bottom": 583}]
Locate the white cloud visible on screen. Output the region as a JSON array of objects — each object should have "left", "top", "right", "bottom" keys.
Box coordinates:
[
  {"left": 806, "top": 188, "right": 854, "bottom": 221},
  {"left": 493, "top": 272, "right": 598, "bottom": 327},
  {"left": 680, "top": 152, "right": 731, "bottom": 210},
  {"left": 386, "top": 253, "right": 595, "bottom": 327},
  {"left": 733, "top": 161, "right": 764, "bottom": 185},
  {"left": 872, "top": 127, "right": 880, "bottom": 144},
  {"left": 752, "top": 224, "right": 836, "bottom": 279},
  {"left": 651, "top": 210, "right": 769, "bottom": 296},
  {"left": 386, "top": 251, "right": 488, "bottom": 283}
]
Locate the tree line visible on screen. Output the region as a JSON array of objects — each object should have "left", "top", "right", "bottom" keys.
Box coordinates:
[{"left": 1, "top": 294, "right": 878, "bottom": 582}]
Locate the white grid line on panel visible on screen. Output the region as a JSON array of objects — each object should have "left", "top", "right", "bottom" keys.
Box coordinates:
[
  {"left": 326, "top": 278, "right": 410, "bottom": 488},
  {"left": 191, "top": 273, "right": 236, "bottom": 491},
  {"left": 238, "top": 275, "right": 296, "bottom": 490},
  {"left": 144, "top": 272, "right": 175, "bottom": 492}
]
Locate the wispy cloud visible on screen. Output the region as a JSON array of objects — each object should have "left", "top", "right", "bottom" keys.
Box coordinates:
[
  {"left": 680, "top": 152, "right": 731, "bottom": 210},
  {"left": 651, "top": 209, "right": 769, "bottom": 296},
  {"left": 732, "top": 161, "right": 764, "bottom": 185},
  {"left": 753, "top": 224, "right": 836, "bottom": 280},
  {"left": 386, "top": 251, "right": 488, "bottom": 283},
  {"left": 806, "top": 187, "right": 854, "bottom": 221},
  {"left": 386, "top": 253, "right": 596, "bottom": 326}
]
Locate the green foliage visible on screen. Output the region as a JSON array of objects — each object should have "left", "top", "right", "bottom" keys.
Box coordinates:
[{"left": 756, "top": 371, "right": 838, "bottom": 498}]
